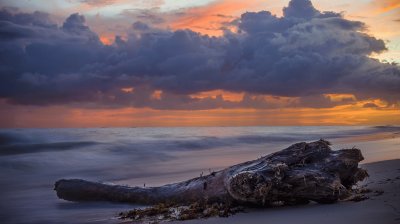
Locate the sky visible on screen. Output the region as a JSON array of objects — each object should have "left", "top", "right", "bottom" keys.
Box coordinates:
[{"left": 0, "top": 0, "right": 399, "bottom": 127}]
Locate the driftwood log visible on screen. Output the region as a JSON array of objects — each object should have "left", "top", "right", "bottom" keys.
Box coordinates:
[{"left": 55, "top": 140, "right": 368, "bottom": 207}]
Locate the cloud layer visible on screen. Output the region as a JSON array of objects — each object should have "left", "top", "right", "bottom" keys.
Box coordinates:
[{"left": 0, "top": 0, "right": 399, "bottom": 110}]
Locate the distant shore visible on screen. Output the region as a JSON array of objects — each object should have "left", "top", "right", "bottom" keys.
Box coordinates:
[{"left": 172, "top": 159, "right": 400, "bottom": 224}]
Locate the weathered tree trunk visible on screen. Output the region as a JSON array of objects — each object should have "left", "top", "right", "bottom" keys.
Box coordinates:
[{"left": 54, "top": 140, "right": 368, "bottom": 206}]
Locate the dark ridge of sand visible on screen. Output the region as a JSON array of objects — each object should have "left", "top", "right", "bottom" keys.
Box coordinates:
[{"left": 172, "top": 159, "right": 400, "bottom": 224}]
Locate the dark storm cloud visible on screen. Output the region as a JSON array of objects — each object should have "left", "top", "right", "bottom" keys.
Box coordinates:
[{"left": 0, "top": 0, "right": 399, "bottom": 110}]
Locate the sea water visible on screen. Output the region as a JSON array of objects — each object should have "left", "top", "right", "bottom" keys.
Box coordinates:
[{"left": 0, "top": 126, "right": 399, "bottom": 224}]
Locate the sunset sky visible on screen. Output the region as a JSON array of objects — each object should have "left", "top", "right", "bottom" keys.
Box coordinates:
[{"left": 0, "top": 0, "right": 399, "bottom": 127}]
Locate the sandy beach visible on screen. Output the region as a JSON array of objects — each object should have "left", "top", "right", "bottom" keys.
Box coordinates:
[{"left": 175, "top": 159, "right": 400, "bottom": 224}]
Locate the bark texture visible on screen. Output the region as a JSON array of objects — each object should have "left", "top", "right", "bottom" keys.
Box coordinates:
[{"left": 54, "top": 140, "right": 368, "bottom": 206}]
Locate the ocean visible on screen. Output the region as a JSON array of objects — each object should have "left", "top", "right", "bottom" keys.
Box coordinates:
[{"left": 0, "top": 126, "right": 399, "bottom": 224}]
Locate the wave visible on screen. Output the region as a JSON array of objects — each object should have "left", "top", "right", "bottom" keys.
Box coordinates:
[
  {"left": 136, "top": 126, "right": 400, "bottom": 152},
  {"left": 0, "top": 132, "right": 28, "bottom": 146},
  {"left": 0, "top": 141, "right": 97, "bottom": 156},
  {"left": 372, "top": 125, "right": 400, "bottom": 132},
  {"left": 116, "top": 134, "right": 320, "bottom": 153},
  {"left": 1, "top": 126, "right": 399, "bottom": 156}
]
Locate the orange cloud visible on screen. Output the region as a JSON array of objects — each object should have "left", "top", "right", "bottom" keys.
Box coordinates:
[
  {"left": 151, "top": 90, "right": 163, "bottom": 100},
  {"left": 190, "top": 90, "right": 244, "bottom": 102},
  {"left": 169, "top": 0, "right": 281, "bottom": 36},
  {"left": 99, "top": 35, "right": 114, "bottom": 45},
  {"left": 370, "top": 0, "right": 400, "bottom": 14},
  {"left": 170, "top": 1, "right": 240, "bottom": 36},
  {"left": 121, "top": 87, "right": 135, "bottom": 93},
  {"left": 324, "top": 94, "right": 356, "bottom": 102}
]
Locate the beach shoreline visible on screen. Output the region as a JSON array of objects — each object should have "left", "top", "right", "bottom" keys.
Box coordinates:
[{"left": 1, "top": 127, "right": 399, "bottom": 224}]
